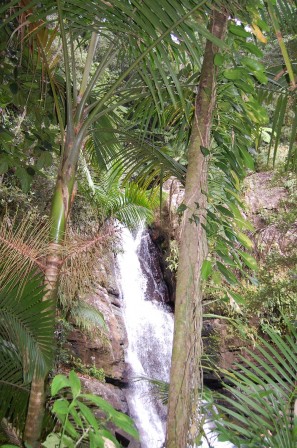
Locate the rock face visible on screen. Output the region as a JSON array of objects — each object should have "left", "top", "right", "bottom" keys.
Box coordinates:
[
  {"left": 245, "top": 171, "right": 297, "bottom": 255},
  {"left": 137, "top": 229, "right": 170, "bottom": 304},
  {"left": 66, "top": 249, "right": 141, "bottom": 446},
  {"left": 67, "top": 252, "right": 127, "bottom": 382},
  {"left": 202, "top": 170, "right": 296, "bottom": 385}
]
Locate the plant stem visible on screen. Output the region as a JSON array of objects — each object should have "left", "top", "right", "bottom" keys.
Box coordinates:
[
  {"left": 57, "top": 0, "right": 73, "bottom": 134},
  {"left": 79, "top": 32, "right": 99, "bottom": 99},
  {"left": 266, "top": 0, "right": 296, "bottom": 90}
]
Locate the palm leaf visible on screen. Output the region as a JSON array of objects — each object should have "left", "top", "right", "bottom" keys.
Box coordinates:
[
  {"left": 59, "top": 226, "right": 114, "bottom": 301},
  {"left": 214, "top": 324, "right": 297, "bottom": 447},
  {"left": 69, "top": 301, "right": 106, "bottom": 336},
  {"left": 0, "top": 271, "right": 55, "bottom": 380},
  {"left": 0, "top": 213, "right": 49, "bottom": 292},
  {"left": 0, "top": 344, "right": 30, "bottom": 433},
  {"left": 0, "top": 271, "right": 55, "bottom": 430}
]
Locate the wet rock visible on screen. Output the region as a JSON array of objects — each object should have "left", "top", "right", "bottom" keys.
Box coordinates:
[
  {"left": 67, "top": 263, "right": 127, "bottom": 381},
  {"left": 81, "top": 377, "right": 128, "bottom": 413},
  {"left": 137, "top": 231, "right": 170, "bottom": 304}
]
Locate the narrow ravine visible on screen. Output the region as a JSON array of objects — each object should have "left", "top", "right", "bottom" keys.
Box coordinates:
[{"left": 117, "top": 226, "right": 234, "bottom": 448}]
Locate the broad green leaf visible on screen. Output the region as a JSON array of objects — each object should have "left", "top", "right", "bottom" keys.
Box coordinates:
[
  {"left": 69, "top": 406, "right": 83, "bottom": 428},
  {"left": 1, "top": 445, "right": 20, "bottom": 447},
  {"left": 216, "top": 205, "right": 234, "bottom": 218},
  {"left": 0, "top": 127, "right": 13, "bottom": 142},
  {"left": 224, "top": 68, "right": 244, "bottom": 81},
  {"left": 237, "top": 250, "right": 258, "bottom": 270},
  {"left": 230, "top": 171, "right": 240, "bottom": 190},
  {"left": 69, "top": 370, "right": 81, "bottom": 398},
  {"left": 0, "top": 159, "right": 9, "bottom": 175},
  {"left": 64, "top": 419, "right": 79, "bottom": 439},
  {"left": 216, "top": 251, "right": 237, "bottom": 267},
  {"left": 51, "top": 374, "right": 70, "bottom": 396},
  {"left": 111, "top": 411, "right": 139, "bottom": 439},
  {"left": 80, "top": 394, "right": 114, "bottom": 417},
  {"left": 201, "top": 260, "right": 212, "bottom": 281},
  {"left": 61, "top": 436, "right": 75, "bottom": 448},
  {"left": 42, "top": 434, "right": 74, "bottom": 448},
  {"left": 234, "top": 80, "right": 255, "bottom": 94},
  {"left": 211, "top": 269, "right": 222, "bottom": 285},
  {"left": 236, "top": 231, "right": 253, "bottom": 249},
  {"left": 241, "top": 57, "right": 265, "bottom": 72},
  {"left": 52, "top": 399, "right": 69, "bottom": 415},
  {"left": 214, "top": 53, "right": 225, "bottom": 66},
  {"left": 89, "top": 432, "right": 105, "bottom": 448},
  {"left": 81, "top": 394, "right": 138, "bottom": 439},
  {"left": 42, "top": 434, "right": 62, "bottom": 448},
  {"left": 229, "top": 24, "right": 251, "bottom": 38},
  {"left": 15, "top": 166, "right": 33, "bottom": 193},
  {"left": 36, "top": 152, "right": 53, "bottom": 169},
  {"left": 77, "top": 401, "right": 99, "bottom": 431},
  {"left": 99, "top": 429, "right": 122, "bottom": 447},
  {"left": 0, "top": 85, "right": 13, "bottom": 107},
  {"left": 253, "top": 70, "right": 268, "bottom": 84},
  {"left": 216, "top": 262, "right": 239, "bottom": 285},
  {"left": 200, "top": 146, "right": 210, "bottom": 156},
  {"left": 239, "top": 147, "right": 254, "bottom": 170},
  {"left": 241, "top": 42, "right": 263, "bottom": 58},
  {"left": 177, "top": 203, "right": 187, "bottom": 214},
  {"left": 228, "top": 291, "right": 246, "bottom": 305}
]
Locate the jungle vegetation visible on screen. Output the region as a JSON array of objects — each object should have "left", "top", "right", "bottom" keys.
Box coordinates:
[{"left": 0, "top": 0, "right": 296, "bottom": 447}]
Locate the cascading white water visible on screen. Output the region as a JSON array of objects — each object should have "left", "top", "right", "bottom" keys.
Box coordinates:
[
  {"left": 118, "top": 225, "right": 172, "bottom": 447},
  {"left": 117, "top": 226, "right": 234, "bottom": 448}
]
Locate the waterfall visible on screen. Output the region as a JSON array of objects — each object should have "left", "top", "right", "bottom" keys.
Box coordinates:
[{"left": 117, "top": 226, "right": 234, "bottom": 448}]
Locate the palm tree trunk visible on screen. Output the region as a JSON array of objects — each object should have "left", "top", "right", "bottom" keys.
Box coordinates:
[
  {"left": 23, "top": 141, "right": 79, "bottom": 447},
  {"left": 166, "top": 9, "right": 227, "bottom": 448}
]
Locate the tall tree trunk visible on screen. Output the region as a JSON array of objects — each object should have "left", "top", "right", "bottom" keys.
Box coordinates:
[
  {"left": 23, "top": 141, "right": 79, "bottom": 447},
  {"left": 166, "top": 9, "right": 227, "bottom": 448},
  {"left": 23, "top": 7, "right": 96, "bottom": 438}
]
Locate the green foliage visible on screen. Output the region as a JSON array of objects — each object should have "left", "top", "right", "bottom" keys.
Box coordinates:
[
  {"left": 165, "top": 240, "right": 179, "bottom": 273},
  {"left": 238, "top": 246, "right": 297, "bottom": 331},
  {"left": 67, "top": 301, "right": 106, "bottom": 337},
  {"left": 67, "top": 357, "right": 106, "bottom": 383},
  {"left": 0, "top": 25, "right": 59, "bottom": 193},
  {"left": 0, "top": 270, "right": 55, "bottom": 433},
  {"left": 213, "top": 323, "right": 297, "bottom": 448},
  {"left": 80, "top": 162, "right": 160, "bottom": 229},
  {"left": 43, "top": 370, "right": 138, "bottom": 447}
]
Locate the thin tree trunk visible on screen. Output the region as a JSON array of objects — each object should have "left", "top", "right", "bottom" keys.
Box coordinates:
[
  {"left": 166, "top": 9, "right": 227, "bottom": 448},
  {"left": 23, "top": 142, "right": 79, "bottom": 447},
  {"left": 23, "top": 9, "right": 97, "bottom": 439}
]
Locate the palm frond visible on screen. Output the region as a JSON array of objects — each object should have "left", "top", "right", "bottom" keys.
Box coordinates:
[
  {"left": 0, "top": 270, "right": 55, "bottom": 431},
  {"left": 135, "top": 376, "right": 170, "bottom": 406},
  {"left": 0, "top": 213, "right": 49, "bottom": 292},
  {"left": 69, "top": 301, "right": 106, "bottom": 336},
  {"left": 93, "top": 177, "right": 159, "bottom": 228},
  {"left": 0, "top": 270, "right": 55, "bottom": 380},
  {"left": 0, "top": 344, "right": 30, "bottom": 434},
  {"left": 214, "top": 324, "right": 297, "bottom": 447},
  {"left": 59, "top": 227, "right": 115, "bottom": 302}
]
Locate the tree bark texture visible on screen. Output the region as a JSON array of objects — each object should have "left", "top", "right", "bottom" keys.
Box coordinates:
[{"left": 166, "top": 9, "right": 227, "bottom": 448}]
